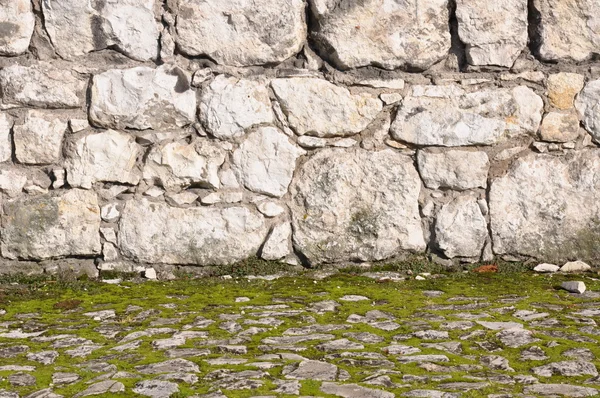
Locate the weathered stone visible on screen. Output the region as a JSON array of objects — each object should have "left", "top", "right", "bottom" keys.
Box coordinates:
[
  {"left": 548, "top": 73, "right": 585, "bottom": 110},
  {"left": 291, "top": 148, "right": 425, "bottom": 264},
  {"left": 561, "top": 281, "right": 586, "bottom": 294},
  {"left": 42, "top": 0, "right": 159, "bottom": 61},
  {"left": 397, "top": 355, "right": 449, "bottom": 364},
  {"left": 0, "top": 168, "right": 27, "bottom": 198},
  {"left": 533, "top": 0, "right": 600, "bottom": 62},
  {"left": 417, "top": 149, "right": 489, "bottom": 190},
  {"left": 232, "top": 127, "right": 305, "bottom": 197},
  {"left": 119, "top": 200, "right": 267, "bottom": 265},
  {"left": 480, "top": 355, "right": 514, "bottom": 372},
  {"left": 490, "top": 150, "right": 600, "bottom": 260},
  {"left": 533, "top": 360, "right": 598, "bottom": 377},
  {"left": 8, "top": 373, "right": 35, "bottom": 387},
  {"left": 0, "top": 63, "right": 85, "bottom": 109},
  {"left": 13, "top": 110, "right": 66, "bottom": 165},
  {"left": 283, "top": 360, "right": 338, "bottom": 381},
  {"left": 271, "top": 78, "right": 382, "bottom": 138},
  {"left": 199, "top": 76, "right": 274, "bottom": 140},
  {"left": 0, "top": 113, "right": 12, "bottom": 163},
  {"left": 497, "top": 328, "right": 539, "bottom": 348},
  {"left": 133, "top": 380, "right": 179, "bottom": 398},
  {"left": 391, "top": 85, "right": 543, "bottom": 146},
  {"left": 0, "top": 0, "right": 34, "bottom": 56},
  {"left": 2, "top": 190, "right": 101, "bottom": 260},
  {"left": 136, "top": 359, "right": 199, "bottom": 374},
  {"left": 456, "top": 0, "right": 527, "bottom": 67},
  {"left": 576, "top": 79, "right": 600, "bottom": 142},
  {"left": 539, "top": 111, "right": 580, "bottom": 143},
  {"left": 434, "top": 195, "right": 488, "bottom": 259},
  {"left": 143, "top": 140, "right": 226, "bottom": 191},
  {"left": 525, "top": 383, "right": 598, "bottom": 397},
  {"left": 173, "top": 0, "right": 306, "bottom": 66},
  {"left": 521, "top": 346, "right": 548, "bottom": 361},
  {"left": 90, "top": 66, "right": 196, "bottom": 130},
  {"left": 310, "top": 0, "right": 450, "bottom": 70},
  {"left": 66, "top": 130, "right": 142, "bottom": 188},
  {"left": 74, "top": 381, "right": 124, "bottom": 397},
  {"left": 257, "top": 202, "right": 285, "bottom": 218},
  {"left": 320, "top": 382, "right": 394, "bottom": 398},
  {"left": 261, "top": 223, "right": 292, "bottom": 261},
  {"left": 561, "top": 261, "right": 592, "bottom": 273}
]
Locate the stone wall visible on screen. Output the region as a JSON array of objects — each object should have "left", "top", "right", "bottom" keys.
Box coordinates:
[{"left": 1, "top": 0, "right": 600, "bottom": 274}]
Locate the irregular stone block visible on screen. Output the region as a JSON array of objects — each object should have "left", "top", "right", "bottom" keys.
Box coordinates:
[
  {"left": 232, "top": 127, "right": 306, "bottom": 197},
  {"left": 576, "top": 78, "right": 600, "bottom": 142},
  {"left": 0, "top": 0, "right": 34, "bottom": 55},
  {"left": 42, "top": 0, "right": 159, "bottom": 61},
  {"left": 533, "top": 0, "right": 600, "bottom": 62},
  {"left": 490, "top": 150, "right": 600, "bottom": 261},
  {"left": 1, "top": 190, "right": 101, "bottom": 260},
  {"left": 435, "top": 196, "right": 488, "bottom": 259},
  {"left": 0, "top": 63, "right": 86, "bottom": 109},
  {"left": 143, "top": 139, "right": 226, "bottom": 190},
  {"left": 456, "top": 0, "right": 527, "bottom": 67},
  {"left": 561, "top": 281, "right": 586, "bottom": 294},
  {"left": 13, "top": 110, "right": 67, "bottom": 165},
  {"left": 89, "top": 66, "right": 196, "bottom": 130},
  {"left": 548, "top": 73, "right": 585, "bottom": 110},
  {"left": 261, "top": 223, "right": 292, "bottom": 261},
  {"left": 525, "top": 383, "right": 598, "bottom": 397},
  {"left": 119, "top": 199, "right": 268, "bottom": 265},
  {"left": 0, "top": 113, "right": 13, "bottom": 163},
  {"left": 291, "top": 149, "right": 425, "bottom": 264},
  {"left": 417, "top": 149, "right": 489, "bottom": 190},
  {"left": 539, "top": 111, "right": 580, "bottom": 143},
  {"left": 66, "top": 130, "right": 143, "bottom": 189},
  {"left": 199, "top": 76, "right": 274, "bottom": 140},
  {"left": 0, "top": 168, "right": 27, "bottom": 198},
  {"left": 173, "top": 0, "right": 306, "bottom": 66},
  {"left": 391, "top": 85, "right": 543, "bottom": 146},
  {"left": 271, "top": 78, "right": 382, "bottom": 138},
  {"left": 310, "top": 0, "right": 450, "bottom": 70}
]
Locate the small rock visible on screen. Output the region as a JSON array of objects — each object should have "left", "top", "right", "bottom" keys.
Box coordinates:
[
  {"left": 534, "top": 263, "right": 560, "bottom": 273},
  {"left": 560, "top": 261, "right": 592, "bottom": 273},
  {"left": 561, "top": 281, "right": 586, "bottom": 294},
  {"left": 133, "top": 380, "right": 179, "bottom": 398},
  {"left": 145, "top": 268, "right": 158, "bottom": 280}
]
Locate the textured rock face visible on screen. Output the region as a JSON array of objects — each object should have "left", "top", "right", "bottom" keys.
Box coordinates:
[
  {"left": 1, "top": 190, "right": 101, "bottom": 260},
  {"left": 66, "top": 130, "right": 143, "bottom": 189},
  {"left": 89, "top": 66, "right": 196, "bottom": 130},
  {"left": 42, "top": 0, "right": 159, "bottom": 61},
  {"left": 456, "top": 0, "right": 527, "bottom": 67},
  {"left": 173, "top": 0, "right": 306, "bottom": 66},
  {"left": 143, "top": 140, "right": 226, "bottom": 190},
  {"left": 119, "top": 200, "right": 268, "bottom": 265},
  {"left": 13, "top": 111, "right": 67, "bottom": 165},
  {"left": 0, "top": 63, "right": 86, "bottom": 109},
  {"left": 310, "top": 0, "right": 450, "bottom": 70},
  {"left": 0, "top": 113, "right": 12, "bottom": 163},
  {"left": 490, "top": 150, "right": 600, "bottom": 260},
  {"left": 271, "top": 78, "right": 382, "bottom": 138},
  {"left": 533, "top": 0, "right": 600, "bottom": 62},
  {"left": 199, "top": 76, "right": 274, "bottom": 140},
  {"left": 0, "top": 0, "right": 34, "bottom": 56},
  {"left": 291, "top": 149, "right": 425, "bottom": 264},
  {"left": 417, "top": 149, "right": 489, "bottom": 190},
  {"left": 575, "top": 79, "right": 600, "bottom": 142},
  {"left": 232, "top": 127, "right": 306, "bottom": 197},
  {"left": 435, "top": 196, "right": 488, "bottom": 259},
  {"left": 539, "top": 111, "right": 580, "bottom": 143},
  {"left": 391, "top": 85, "right": 543, "bottom": 146}
]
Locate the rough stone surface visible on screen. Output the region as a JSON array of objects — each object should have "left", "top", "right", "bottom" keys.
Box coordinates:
[
  {"left": 548, "top": 73, "right": 585, "bottom": 110},
  {"left": 199, "top": 76, "right": 274, "bottom": 140},
  {"left": 42, "top": 0, "right": 159, "bottom": 61},
  {"left": 119, "top": 200, "right": 267, "bottom": 266},
  {"left": 561, "top": 281, "right": 586, "bottom": 294},
  {"left": 143, "top": 140, "right": 226, "bottom": 191},
  {"left": 456, "top": 0, "right": 527, "bottom": 67},
  {"left": 1, "top": 190, "right": 101, "bottom": 260},
  {"left": 66, "top": 130, "right": 142, "bottom": 188},
  {"left": 261, "top": 223, "right": 292, "bottom": 261},
  {"left": 232, "top": 127, "right": 305, "bottom": 197},
  {"left": 533, "top": 0, "right": 600, "bottom": 62},
  {"left": 391, "top": 85, "right": 543, "bottom": 146},
  {"left": 576, "top": 79, "right": 600, "bottom": 142},
  {"left": 539, "top": 111, "right": 580, "bottom": 143},
  {"left": 417, "top": 149, "right": 489, "bottom": 190},
  {"left": 173, "top": 0, "right": 306, "bottom": 66},
  {"left": 0, "top": 0, "right": 34, "bottom": 56},
  {"left": 90, "top": 66, "right": 196, "bottom": 130},
  {"left": 290, "top": 148, "right": 425, "bottom": 264},
  {"left": 13, "top": 111, "right": 67, "bottom": 165},
  {"left": 490, "top": 150, "right": 600, "bottom": 260},
  {"left": 0, "top": 63, "right": 85, "bottom": 109},
  {"left": 310, "top": 0, "right": 450, "bottom": 70},
  {"left": 271, "top": 78, "right": 382, "bottom": 138},
  {"left": 434, "top": 195, "right": 488, "bottom": 259}
]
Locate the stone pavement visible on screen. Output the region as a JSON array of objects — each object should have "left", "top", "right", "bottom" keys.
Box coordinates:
[{"left": 0, "top": 272, "right": 599, "bottom": 397}]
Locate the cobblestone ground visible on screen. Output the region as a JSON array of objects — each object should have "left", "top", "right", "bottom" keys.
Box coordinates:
[{"left": 0, "top": 270, "right": 599, "bottom": 397}]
